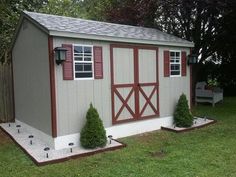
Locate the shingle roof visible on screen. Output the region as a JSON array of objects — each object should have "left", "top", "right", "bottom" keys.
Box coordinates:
[{"left": 23, "top": 11, "right": 193, "bottom": 46}]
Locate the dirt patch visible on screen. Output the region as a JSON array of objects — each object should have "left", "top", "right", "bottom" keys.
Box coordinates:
[
  {"left": 149, "top": 150, "right": 166, "bottom": 159},
  {"left": 0, "top": 128, "right": 12, "bottom": 145}
]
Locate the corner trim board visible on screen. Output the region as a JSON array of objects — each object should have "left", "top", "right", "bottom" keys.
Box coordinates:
[{"left": 48, "top": 36, "right": 57, "bottom": 137}]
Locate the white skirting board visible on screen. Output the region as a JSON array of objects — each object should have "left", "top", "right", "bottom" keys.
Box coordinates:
[
  {"left": 15, "top": 116, "right": 173, "bottom": 150},
  {"left": 106, "top": 116, "right": 173, "bottom": 139}
]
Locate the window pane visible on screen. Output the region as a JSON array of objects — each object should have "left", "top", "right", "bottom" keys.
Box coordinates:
[
  {"left": 175, "top": 59, "right": 180, "bottom": 63},
  {"left": 74, "top": 53, "right": 82, "bottom": 57},
  {"left": 170, "top": 52, "right": 175, "bottom": 57},
  {"left": 84, "top": 47, "right": 92, "bottom": 54},
  {"left": 171, "top": 71, "right": 180, "bottom": 75},
  {"left": 176, "top": 52, "right": 180, "bottom": 57},
  {"left": 84, "top": 64, "right": 92, "bottom": 71},
  {"left": 75, "top": 72, "right": 92, "bottom": 78},
  {"left": 84, "top": 53, "right": 92, "bottom": 57},
  {"left": 84, "top": 57, "right": 92, "bottom": 61},
  {"left": 171, "top": 64, "right": 180, "bottom": 70},
  {"left": 74, "top": 57, "right": 83, "bottom": 61},
  {"left": 74, "top": 46, "right": 82, "bottom": 53},
  {"left": 75, "top": 64, "right": 83, "bottom": 71}
]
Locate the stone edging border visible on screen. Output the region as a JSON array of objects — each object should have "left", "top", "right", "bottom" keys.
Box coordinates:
[
  {"left": 161, "top": 117, "right": 217, "bottom": 133},
  {"left": 0, "top": 126, "right": 126, "bottom": 166}
]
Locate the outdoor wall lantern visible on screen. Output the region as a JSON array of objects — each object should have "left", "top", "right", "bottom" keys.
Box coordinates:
[
  {"left": 54, "top": 47, "right": 67, "bottom": 65},
  {"left": 188, "top": 54, "right": 198, "bottom": 65}
]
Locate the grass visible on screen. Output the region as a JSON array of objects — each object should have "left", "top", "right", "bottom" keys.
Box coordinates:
[{"left": 0, "top": 97, "right": 236, "bottom": 177}]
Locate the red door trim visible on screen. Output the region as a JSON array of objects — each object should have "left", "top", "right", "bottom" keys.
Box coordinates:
[
  {"left": 134, "top": 47, "right": 140, "bottom": 119},
  {"left": 48, "top": 36, "right": 57, "bottom": 137},
  {"left": 114, "top": 87, "right": 135, "bottom": 120}
]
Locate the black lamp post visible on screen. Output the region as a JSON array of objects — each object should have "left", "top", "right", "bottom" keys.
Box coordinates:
[
  {"left": 29, "top": 135, "right": 34, "bottom": 145},
  {"left": 16, "top": 125, "right": 21, "bottom": 133},
  {"left": 68, "top": 142, "right": 74, "bottom": 153},
  {"left": 188, "top": 54, "right": 198, "bottom": 65},
  {"left": 54, "top": 47, "right": 67, "bottom": 65},
  {"left": 108, "top": 135, "right": 113, "bottom": 144},
  {"left": 44, "top": 147, "right": 50, "bottom": 158}
]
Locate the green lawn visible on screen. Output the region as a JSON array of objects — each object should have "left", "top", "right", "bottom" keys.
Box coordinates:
[{"left": 1, "top": 97, "right": 236, "bottom": 177}]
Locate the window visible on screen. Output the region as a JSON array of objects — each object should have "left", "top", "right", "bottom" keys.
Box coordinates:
[
  {"left": 73, "top": 45, "right": 93, "bottom": 79},
  {"left": 170, "top": 51, "right": 181, "bottom": 76}
]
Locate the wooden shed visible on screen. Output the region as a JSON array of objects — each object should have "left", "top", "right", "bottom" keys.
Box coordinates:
[{"left": 11, "top": 11, "right": 194, "bottom": 149}]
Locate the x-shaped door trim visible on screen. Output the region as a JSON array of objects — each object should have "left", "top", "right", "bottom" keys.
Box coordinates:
[
  {"left": 114, "top": 86, "right": 135, "bottom": 121},
  {"left": 139, "top": 85, "right": 158, "bottom": 117}
]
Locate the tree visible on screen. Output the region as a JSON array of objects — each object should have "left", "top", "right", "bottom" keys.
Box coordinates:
[
  {"left": 101, "top": 0, "right": 157, "bottom": 27},
  {"left": 174, "top": 94, "right": 193, "bottom": 127},
  {"left": 80, "top": 104, "right": 107, "bottom": 149},
  {"left": 0, "top": 0, "right": 47, "bottom": 61},
  {"left": 39, "top": 0, "right": 83, "bottom": 18},
  {"left": 102, "top": 0, "right": 236, "bottom": 95}
]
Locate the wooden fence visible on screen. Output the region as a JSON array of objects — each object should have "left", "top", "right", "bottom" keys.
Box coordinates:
[{"left": 0, "top": 61, "right": 14, "bottom": 122}]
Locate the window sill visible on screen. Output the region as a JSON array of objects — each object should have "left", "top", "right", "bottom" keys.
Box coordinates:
[
  {"left": 74, "top": 78, "right": 94, "bottom": 81},
  {"left": 170, "top": 75, "right": 181, "bottom": 78}
]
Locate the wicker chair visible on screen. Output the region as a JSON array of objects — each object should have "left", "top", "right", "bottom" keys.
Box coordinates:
[{"left": 195, "top": 82, "right": 223, "bottom": 107}]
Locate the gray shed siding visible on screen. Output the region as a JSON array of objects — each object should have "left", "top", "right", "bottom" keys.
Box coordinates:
[
  {"left": 158, "top": 47, "right": 190, "bottom": 117},
  {"left": 12, "top": 19, "right": 52, "bottom": 136},
  {"left": 54, "top": 37, "right": 190, "bottom": 137},
  {"left": 53, "top": 38, "right": 111, "bottom": 136}
]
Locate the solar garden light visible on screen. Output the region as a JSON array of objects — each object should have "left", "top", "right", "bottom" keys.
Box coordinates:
[
  {"left": 204, "top": 116, "right": 207, "bottom": 121},
  {"left": 16, "top": 125, "right": 21, "bottom": 133},
  {"left": 108, "top": 135, "right": 113, "bottom": 144},
  {"left": 54, "top": 47, "right": 67, "bottom": 65},
  {"left": 28, "top": 135, "right": 34, "bottom": 145},
  {"left": 68, "top": 142, "right": 74, "bottom": 153},
  {"left": 8, "top": 123, "right": 11, "bottom": 127},
  {"left": 44, "top": 147, "right": 50, "bottom": 158}
]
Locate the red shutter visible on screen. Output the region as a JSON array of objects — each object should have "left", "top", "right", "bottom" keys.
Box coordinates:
[
  {"left": 62, "top": 44, "right": 73, "bottom": 80},
  {"left": 93, "top": 46, "right": 103, "bottom": 79},
  {"left": 164, "top": 50, "right": 170, "bottom": 77},
  {"left": 181, "top": 51, "right": 187, "bottom": 76}
]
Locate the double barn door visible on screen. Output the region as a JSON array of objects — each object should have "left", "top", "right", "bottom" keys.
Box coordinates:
[{"left": 111, "top": 45, "right": 159, "bottom": 124}]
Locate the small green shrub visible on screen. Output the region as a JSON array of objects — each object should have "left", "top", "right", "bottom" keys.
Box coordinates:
[
  {"left": 174, "top": 94, "right": 193, "bottom": 127},
  {"left": 80, "top": 104, "right": 107, "bottom": 149}
]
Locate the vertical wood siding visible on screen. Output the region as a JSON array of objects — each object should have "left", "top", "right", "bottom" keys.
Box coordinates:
[
  {"left": 53, "top": 38, "right": 112, "bottom": 136},
  {"left": 138, "top": 49, "right": 158, "bottom": 117},
  {"left": 54, "top": 37, "right": 190, "bottom": 136},
  {"left": 159, "top": 47, "right": 190, "bottom": 117},
  {"left": 0, "top": 62, "right": 14, "bottom": 122},
  {"left": 12, "top": 19, "right": 52, "bottom": 136}
]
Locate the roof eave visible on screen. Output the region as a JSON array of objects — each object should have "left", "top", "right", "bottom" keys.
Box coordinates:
[{"left": 49, "top": 30, "right": 194, "bottom": 48}]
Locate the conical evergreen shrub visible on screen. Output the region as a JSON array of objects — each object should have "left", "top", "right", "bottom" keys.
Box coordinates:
[
  {"left": 174, "top": 94, "right": 193, "bottom": 127},
  {"left": 80, "top": 104, "right": 107, "bottom": 149}
]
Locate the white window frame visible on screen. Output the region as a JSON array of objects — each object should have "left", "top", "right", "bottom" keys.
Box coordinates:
[
  {"left": 73, "top": 44, "right": 94, "bottom": 80},
  {"left": 169, "top": 50, "right": 181, "bottom": 77}
]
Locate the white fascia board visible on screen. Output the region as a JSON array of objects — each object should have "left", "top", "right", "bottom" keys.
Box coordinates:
[{"left": 49, "top": 31, "right": 194, "bottom": 48}]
